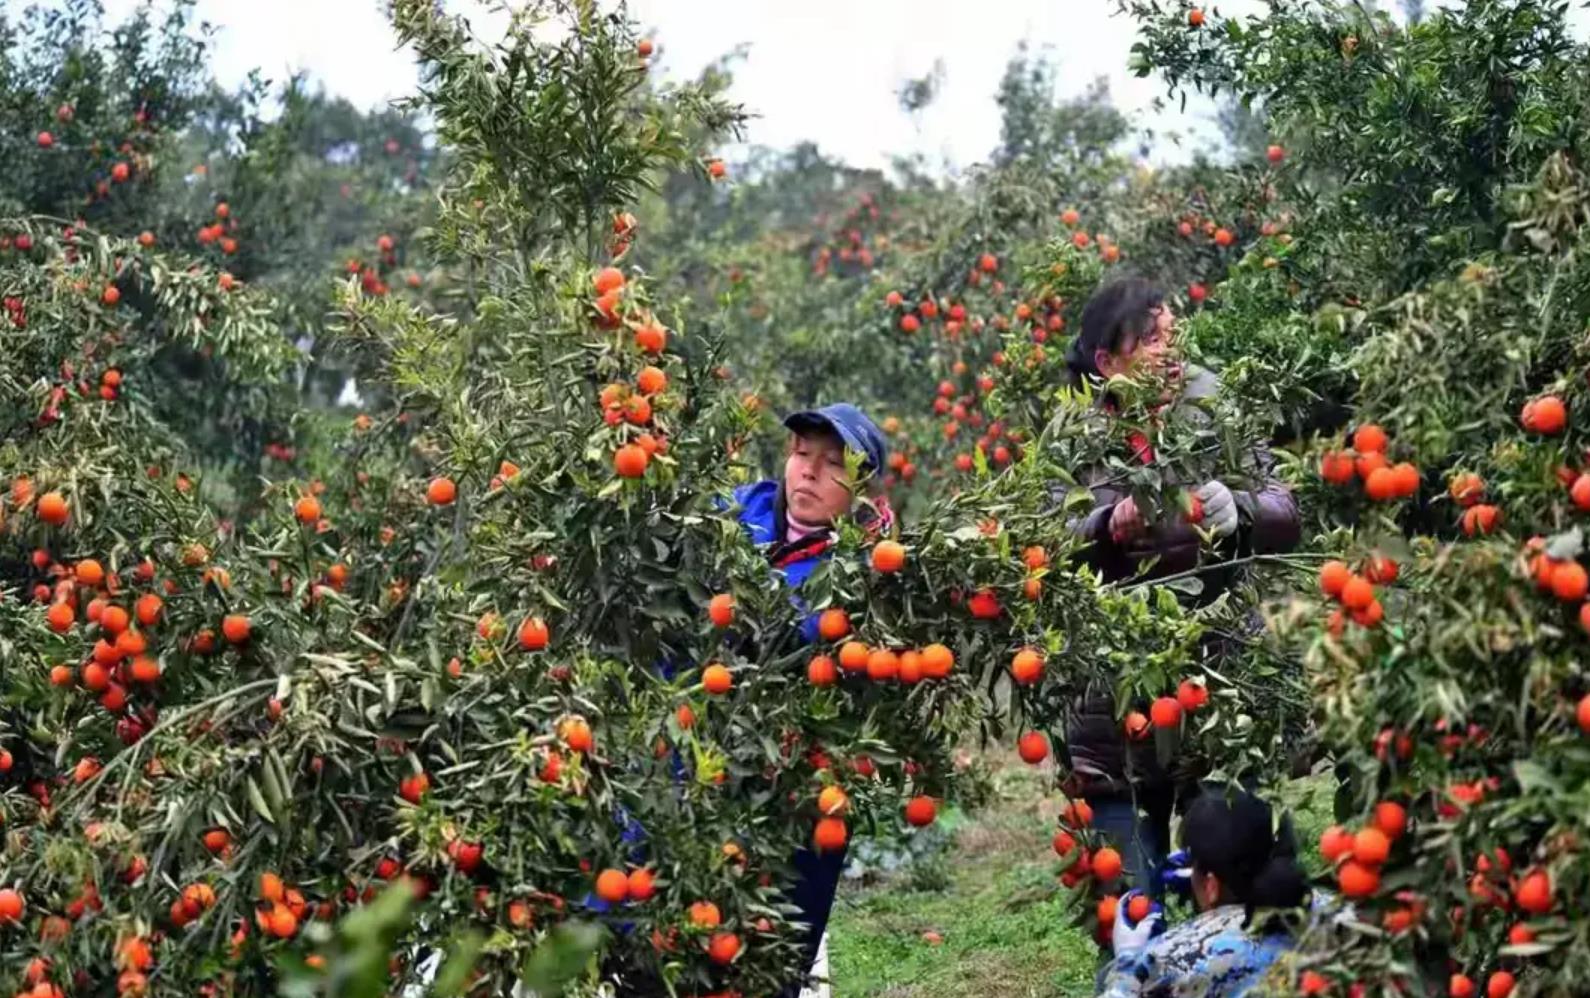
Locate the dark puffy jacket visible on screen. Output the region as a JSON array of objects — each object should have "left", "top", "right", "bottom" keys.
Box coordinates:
[{"left": 1062, "top": 366, "right": 1300, "bottom": 797}]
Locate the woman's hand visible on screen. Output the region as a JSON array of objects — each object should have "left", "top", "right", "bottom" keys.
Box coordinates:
[
  {"left": 1109, "top": 497, "right": 1145, "bottom": 544},
  {"left": 1195, "top": 481, "right": 1238, "bottom": 539},
  {"left": 1111, "top": 890, "right": 1164, "bottom": 957}
]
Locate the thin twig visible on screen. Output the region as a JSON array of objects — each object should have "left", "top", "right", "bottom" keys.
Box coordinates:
[{"left": 1117, "top": 551, "right": 1327, "bottom": 592}]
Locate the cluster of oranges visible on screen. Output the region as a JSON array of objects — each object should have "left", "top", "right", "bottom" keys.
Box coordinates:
[
  {"left": 1318, "top": 554, "right": 1395, "bottom": 633},
  {"left": 805, "top": 606, "right": 956, "bottom": 688},
  {"left": 1319, "top": 424, "right": 1421, "bottom": 503},
  {"left": 194, "top": 201, "right": 239, "bottom": 256},
  {"left": 1319, "top": 800, "right": 1407, "bottom": 901},
  {"left": 252, "top": 873, "right": 311, "bottom": 940},
  {"left": 585, "top": 266, "right": 674, "bottom": 479}
]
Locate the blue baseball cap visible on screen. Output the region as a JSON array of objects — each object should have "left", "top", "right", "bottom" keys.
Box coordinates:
[{"left": 784, "top": 403, "right": 889, "bottom": 474}]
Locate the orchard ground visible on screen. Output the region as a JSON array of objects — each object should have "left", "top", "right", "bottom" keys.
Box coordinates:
[{"left": 826, "top": 752, "right": 1337, "bottom": 997}]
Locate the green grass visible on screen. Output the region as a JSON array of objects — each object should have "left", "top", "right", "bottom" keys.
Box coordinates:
[
  {"left": 826, "top": 760, "right": 1338, "bottom": 997},
  {"left": 827, "top": 760, "right": 1097, "bottom": 998}
]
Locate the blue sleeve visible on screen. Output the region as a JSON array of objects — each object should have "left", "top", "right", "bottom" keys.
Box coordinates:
[{"left": 798, "top": 603, "right": 820, "bottom": 644}]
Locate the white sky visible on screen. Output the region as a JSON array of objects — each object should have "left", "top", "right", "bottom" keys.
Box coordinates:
[{"left": 98, "top": 0, "right": 1590, "bottom": 175}]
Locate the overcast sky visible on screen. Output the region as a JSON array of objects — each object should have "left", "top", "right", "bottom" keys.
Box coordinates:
[{"left": 96, "top": 0, "right": 1590, "bottom": 175}]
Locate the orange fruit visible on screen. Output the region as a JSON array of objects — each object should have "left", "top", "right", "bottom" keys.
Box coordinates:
[
  {"left": 1061, "top": 799, "right": 1095, "bottom": 827},
  {"left": 633, "top": 323, "right": 666, "bottom": 354},
  {"left": 1551, "top": 560, "right": 1588, "bottom": 601},
  {"left": 294, "top": 496, "right": 321, "bottom": 523},
  {"left": 594, "top": 868, "right": 629, "bottom": 904},
  {"left": 688, "top": 900, "right": 721, "bottom": 928},
  {"left": 76, "top": 559, "right": 105, "bottom": 587},
  {"left": 920, "top": 643, "right": 954, "bottom": 678},
  {"left": 1522, "top": 395, "right": 1567, "bottom": 434},
  {"left": 259, "top": 873, "right": 285, "bottom": 903},
  {"left": 1337, "top": 859, "right": 1380, "bottom": 898},
  {"left": 1449, "top": 975, "right": 1476, "bottom": 998},
  {"left": 1355, "top": 450, "right": 1388, "bottom": 480},
  {"left": 1319, "top": 560, "right": 1351, "bottom": 597},
  {"left": 1353, "top": 827, "right": 1390, "bottom": 865},
  {"left": 1374, "top": 801, "right": 1407, "bottom": 840},
  {"left": 1364, "top": 466, "right": 1399, "bottom": 501},
  {"left": 1515, "top": 868, "right": 1552, "bottom": 914},
  {"left": 807, "top": 655, "right": 839, "bottom": 686},
  {"left": 613, "top": 444, "right": 649, "bottom": 477},
  {"left": 593, "top": 267, "right": 625, "bottom": 295},
  {"left": 675, "top": 704, "right": 694, "bottom": 729},
  {"left": 1016, "top": 731, "right": 1048, "bottom": 764},
  {"left": 707, "top": 593, "right": 734, "bottom": 628},
  {"left": 1390, "top": 462, "right": 1420, "bottom": 497},
  {"left": 1352, "top": 598, "right": 1384, "bottom": 628},
  {"left": 1124, "top": 710, "right": 1151, "bottom": 740},
  {"left": 1364, "top": 555, "right": 1399, "bottom": 584},
  {"left": 623, "top": 395, "right": 651, "bottom": 425},
  {"left": 1462, "top": 504, "right": 1500, "bottom": 536},
  {"left": 221, "top": 614, "right": 250, "bottom": 644},
  {"left": 398, "top": 772, "right": 430, "bottom": 803},
  {"left": 36, "top": 491, "right": 68, "bottom": 525},
  {"left": 560, "top": 717, "right": 593, "bottom": 753},
  {"left": 1340, "top": 575, "right": 1374, "bottom": 611},
  {"left": 1010, "top": 647, "right": 1043, "bottom": 685},
  {"left": 818, "top": 785, "right": 850, "bottom": 816},
  {"left": 1127, "top": 894, "right": 1152, "bottom": 924},
  {"left": 898, "top": 649, "right": 924, "bottom": 684},
  {"left": 426, "top": 477, "right": 457, "bottom": 505},
  {"left": 1320, "top": 450, "right": 1356, "bottom": 484},
  {"left": 1149, "top": 696, "right": 1181, "bottom": 728},
  {"left": 518, "top": 616, "right": 550, "bottom": 651},
  {"left": 866, "top": 648, "right": 900, "bottom": 681},
  {"left": 817, "top": 608, "right": 851, "bottom": 641},
  {"left": 1577, "top": 692, "right": 1590, "bottom": 733},
  {"left": 268, "top": 904, "right": 298, "bottom": 938},
  {"left": 812, "top": 816, "right": 848, "bottom": 852},
  {"left": 1449, "top": 473, "right": 1485, "bottom": 506},
  {"left": 130, "top": 656, "right": 160, "bottom": 683},
  {"left": 0, "top": 889, "right": 25, "bottom": 923},
  {"left": 1352, "top": 424, "right": 1388, "bottom": 454},
  {"left": 636, "top": 366, "right": 667, "bottom": 395},
  {"left": 702, "top": 663, "right": 732, "bottom": 695},
  {"left": 1091, "top": 847, "right": 1123, "bottom": 881},
  {"left": 135, "top": 594, "right": 163, "bottom": 627},
  {"left": 838, "top": 641, "right": 870, "bottom": 672},
  {"left": 1487, "top": 971, "right": 1515, "bottom": 998},
  {"left": 1177, "top": 679, "right": 1209, "bottom": 711},
  {"left": 1319, "top": 825, "right": 1353, "bottom": 863},
  {"left": 706, "top": 931, "right": 740, "bottom": 965},
  {"left": 904, "top": 795, "right": 937, "bottom": 827},
  {"left": 46, "top": 601, "right": 75, "bottom": 632},
  {"left": 627, "top": 868, "right": 655, "bottom": 901},
  {"left": 100, "top": 605, "right": 130, "bottom": 636},
  {"left": 870, "top": 540, "right": 906, "bottom": 573},
  {"left": 1096, "top": 894, "right": 1118, "bottom": 926},
  {"left": 1187, "top": 8, "right": 1205, "bottom": 27}
]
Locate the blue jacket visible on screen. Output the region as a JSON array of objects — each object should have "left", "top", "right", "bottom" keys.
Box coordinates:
[{"left": 731, "top": 479, "right": 836, "bottom": 642}]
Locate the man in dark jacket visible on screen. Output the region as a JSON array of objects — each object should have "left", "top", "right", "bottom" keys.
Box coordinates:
[{"left": 1060, "top": 278, "right": 1301, "bottom": 894}]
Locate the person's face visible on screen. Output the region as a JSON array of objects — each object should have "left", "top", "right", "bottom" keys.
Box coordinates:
[
  {"left": 783, "top": 431, "right": 854, "bottom": 525},
  {"left": 1094, "top": 303, "right": 1177, "bottom": 379}
]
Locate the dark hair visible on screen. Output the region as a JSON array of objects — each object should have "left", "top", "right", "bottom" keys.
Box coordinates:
[
  {"left": 1181, "top": 786, "right": 1309, "bottom": 926},
  {"left": 1066, "top": 277, "right": 1167, "bottom": 381}
]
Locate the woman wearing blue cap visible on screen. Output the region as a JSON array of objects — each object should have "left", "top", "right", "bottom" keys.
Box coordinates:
[{"left": 732, "top": 402, "right": 894, "bottom": 997}]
